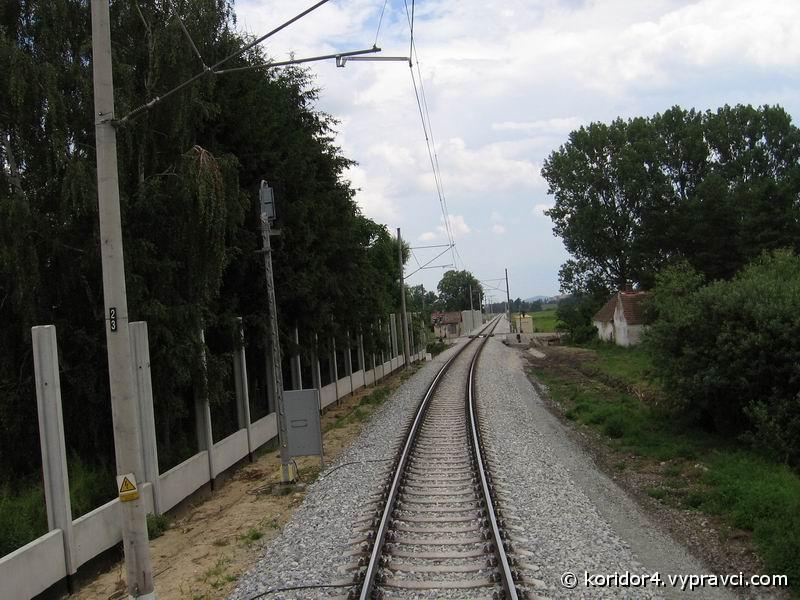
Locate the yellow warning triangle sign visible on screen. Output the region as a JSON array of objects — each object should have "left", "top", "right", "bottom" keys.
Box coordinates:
[{"left": 119, "top": 476, "right": 136, "bottom": 493}]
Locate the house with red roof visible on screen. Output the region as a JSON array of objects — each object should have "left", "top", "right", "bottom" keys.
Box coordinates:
[{"left": 592, "top": 290, "right": 649, "bottom": 347}]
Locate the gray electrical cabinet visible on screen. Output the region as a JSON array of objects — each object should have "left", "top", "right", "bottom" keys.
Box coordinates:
[{"left": 284, "top": 389, "right": 324, "bottom": 462}]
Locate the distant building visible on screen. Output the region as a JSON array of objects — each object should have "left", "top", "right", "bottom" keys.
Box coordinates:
[
  {"left": 592, "top": 290, "right": 649, "bottom": 347},
  {"left": 431, "top": 310, "right": 483, "bottom": 339},
  {"left": 431, "top": 311, "right": 462, "bottom": 339}
]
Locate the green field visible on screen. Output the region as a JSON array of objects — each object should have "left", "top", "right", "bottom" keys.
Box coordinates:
[
  {"left": 532, "top": 308, "right": 559, "bottom": 332},
  {"left": 511, "top": 308, "right": 559, "bottom": 332}
]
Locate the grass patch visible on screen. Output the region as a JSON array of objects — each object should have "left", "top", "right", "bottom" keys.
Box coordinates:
[
  {"left": 360, "top": 387, "right": 391, "bottom": 406},
  {"left": 532, "top": 345, "right": 800, "bottom": 594},
  {"left": 532, "top": 367, "right": 705, "bottom": 462},
  {"left": 202, "top": 555, "right": 235, "bottom": 589},
  {"left": 699, "top": 453, "right": 800, "bottom": 586},
  {"left": 0, "top": 482, "right": 47, "bottom": 556},
  {"left": 324, "top": 385, "right": 395, "bottom": 433},
  {"left": 0, "top": 455, "right": 115, "bottom": 556},
  {"left": 532, "top": 308, "right": 559, "bottom": 332},
  {"left": 147, "top": 513, "right": 170, "bottom": 539},
  {"left": 578, "top": 341, "right": 654, "bottom": 389},
  {"left": 238, "top": 527, "right": 263, "bottom": 545},
  {"left": 426, "top": 340, "right": 447, "bottom": 357}
]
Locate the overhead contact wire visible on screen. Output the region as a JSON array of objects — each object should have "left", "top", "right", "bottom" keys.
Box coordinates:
[{"left": 404, "top": 0, "right": 460, "bottom": 270}]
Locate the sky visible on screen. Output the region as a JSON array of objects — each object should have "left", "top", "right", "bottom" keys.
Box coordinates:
[{"left": 233, "top": 0, "right": 800, "bottom": 300}]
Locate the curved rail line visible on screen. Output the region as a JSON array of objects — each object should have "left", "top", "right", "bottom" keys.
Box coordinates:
[{"left": 354, "top": 316, "right": 520, "bottom": 599}]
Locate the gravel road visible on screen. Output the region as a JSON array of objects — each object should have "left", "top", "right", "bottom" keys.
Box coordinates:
[{"left": 230, "top": 319, "right": 738, "bottom": 599}]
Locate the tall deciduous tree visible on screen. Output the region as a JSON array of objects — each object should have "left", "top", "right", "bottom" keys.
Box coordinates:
[
  {"left": 436, "top": 270, "right": 482, "bottom": 311},
  {"left": 0, "top": 0, "right": 408, "bottom": 481},
  {"left": 542, "top": 104, "right": 800, "bottom": 294}
]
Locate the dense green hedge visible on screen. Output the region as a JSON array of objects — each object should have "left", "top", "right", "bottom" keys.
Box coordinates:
[{"left": 646, "top": 250, "right": 800, "bottom": 466}]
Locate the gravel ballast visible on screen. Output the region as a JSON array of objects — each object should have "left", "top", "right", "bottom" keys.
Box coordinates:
[
  {"left": 229, "top": 341, "right": 469, "bottom": 600},
  {"left": 231, "top": 319, "right": 738, "bottom": 599},
  {"left": 476, "top": 320, "right": 735, "bottom": 599}
]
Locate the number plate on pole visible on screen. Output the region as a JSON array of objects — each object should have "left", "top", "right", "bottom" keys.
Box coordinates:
[{"left": 109, "top": 307, "right": 118, "bottom": 332}]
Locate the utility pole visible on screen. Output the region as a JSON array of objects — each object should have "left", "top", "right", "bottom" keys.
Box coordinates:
[
  {"left": 397, "top": 228, "right": 411, "bottom": 367},
  {"left": 90, "top": 1, "right": 155, "bottom": 597},
  {"left": 260, "top": 183, "right": 291, "bottom": 482},
  {"left": 505, "top": 268, "right": 512, "bottom": 330},
  {"left": 469, "top": 284, "right": 474, "bottom": 312}
]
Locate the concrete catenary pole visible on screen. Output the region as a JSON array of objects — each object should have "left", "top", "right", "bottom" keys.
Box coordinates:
[
  {"left": 505, "top": 268, "right": 512, "bottom": 329},
  {"left": 260, "top": 184, "right": 291, "bottom": 482},
  {"left": 397, "top": 228, "right": 411, "bottom": 367},
  {"left": 89, "top": 1, "right": 155, "bottom": 597}
]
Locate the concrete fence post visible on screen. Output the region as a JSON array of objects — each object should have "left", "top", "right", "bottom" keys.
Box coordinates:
[
  {"left": 383, "top": 319, "right": 389, "bottom": 378},
  {"left": 389, "top": 313, "right": 398, "bottom": 359},
  {"left": 345, "top": 329, "right": 354, "bottom": 393},
  {"left": 370, "top": 323, "right": 377, "bottom": 386},
  {"left": 195, "top": 329, "right": 216, "bottom": 487},
  {"left": 409, "top": 314, "right": 415, "bottom": 361},
  {"left": 358, "top": 332, "right": 366, "bottom": 381},
  {"left": 291, "top": 325, "right": 302, "bottom": 390},
  {"left": 129, "top": 321, "right": 163, "bottom": 514},
  {"left": 312, "top": 333, "right": 322, "bottom": 410},
  {"left": 232, "top": 317, "right": 254, "bottom": 460},
  {"left": 32, "top": 325, "right": 76, "bottom": 579},
  {"left": 331, "top": 337, "right": 340, "bottom": 404}
]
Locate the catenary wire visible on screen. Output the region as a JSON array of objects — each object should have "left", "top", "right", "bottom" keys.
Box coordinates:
[
  {"left": 120, "top": 0, "right": 332, "bottom": 122},
  {"left": 374, "top": 0, "right": 390, "bottom": 46},
  {"left": 403, "top": 0, "right": 460, "bottom": 270}
]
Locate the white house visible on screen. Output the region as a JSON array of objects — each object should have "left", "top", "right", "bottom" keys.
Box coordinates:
[{"left": 592, "top": 290, "right": 648, "bottom": 347}]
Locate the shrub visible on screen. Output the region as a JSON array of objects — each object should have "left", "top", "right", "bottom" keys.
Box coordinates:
[
  {"left": 646, "top": 251, "right": 800, "bottom": 465},
  {"left": 555, "top": 292, "right": 606, "bottom": 343},
  {"left": 0, "top": 483, "right": 47, "bottom": 556},
  {"left": 146, "top": 513, "right": 170, "bottom": 539}
]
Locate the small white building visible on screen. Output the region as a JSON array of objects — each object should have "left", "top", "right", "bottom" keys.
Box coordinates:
[{"left": 592, "top": 291, "right": 648, "bottom": 347}]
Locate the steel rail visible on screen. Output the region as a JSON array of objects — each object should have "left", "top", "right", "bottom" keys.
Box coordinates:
[
  {"left": 357, "top": 316, "right": 501, "bottom": 600},
  {"left": 468, "top": 321, "right": 519, "bottom": 599}
]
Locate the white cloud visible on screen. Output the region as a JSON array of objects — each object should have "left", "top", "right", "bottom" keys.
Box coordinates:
[
  {"left": 492, "top": 117, "right": 584, "bottom": 134},
  {"left": 345, "top": 165, "right": 399, "bottom": 222},
  {"left": 491, "top": 224, "right": 507, "bottom": 235},
  {"left": 440, "top": 214, "right": 471, "bottom": 238},
  {"left": 419, "top": 231, "right": 437, "bottom": 242},
  {"left": 233, "top": 0, "right": 800, "bottom": 297}
]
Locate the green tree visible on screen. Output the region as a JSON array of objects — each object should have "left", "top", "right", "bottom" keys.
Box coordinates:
[
  {"left": 543, "top": 116, "right": 665, "bottom": 292},
  {"left": 542, "top": 104, "right": 800, "bottom": 294},
  {"left": 436, "top": 270, "right": 482, "bottom": 311},
  {"left": 645, "top": 251, "right": 800, "bottom": 465},
  {"left": 0, "top": 0, "right": 409, "bottom": 483}
]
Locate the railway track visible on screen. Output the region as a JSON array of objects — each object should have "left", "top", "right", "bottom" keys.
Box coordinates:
[{"left": 352, "top": 317, "right": 523, "bottom": 599}]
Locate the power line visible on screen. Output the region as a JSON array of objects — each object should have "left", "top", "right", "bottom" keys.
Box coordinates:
[
  {"left": 402, "top": 0, "right": 460, "bottom": 272},
  {"left": 405, "top": 244, "right": 453, "bottom": 279},
  {"left": 120, "top": 0, "right": 333, "bottom": 123},
  {"left": 374, "top": 0, "right": 390, "bottom": 47},
  {"left": 410, "top": 248, "right": 422, "bottom": 268},
  {"left": 168, "top": 0, "right": 206, "bottom": 69}
]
